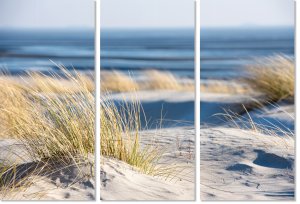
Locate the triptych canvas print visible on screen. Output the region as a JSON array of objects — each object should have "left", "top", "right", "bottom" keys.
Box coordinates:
[{"left": 0, "top": 0, "right": 295, "bottom": 201}]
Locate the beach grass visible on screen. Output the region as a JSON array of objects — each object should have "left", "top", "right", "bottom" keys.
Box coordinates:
[
  {"left": 0, "top": 69, "right": 95, "bottom": 161},
  {"left": 100, "top": 93, "right": 194, "bottom": 181},
  {"left": 0, "top": 68, "right": 95, "bottom": 196},
  {"left": 100, "top": 70, "right": 194, "bottom": 177},
  {"left": 100, "top": 96, "right": 161, "bottom": 175},
  {"left": 142, "top": 70, "right": 193, "bottom": 91},
  {"left": 27, "top": 72, "right": 95, "bottom": 94},
  {"left": 221, "top": 104, "right": 294, "bottom": 142},
  {"left": 245, "top": 55, "right": 294, "bottom": 102},
  {"left": 101, "top": 71, "right": 139, "bottom": 92},
  {"left": 100, "top": 70, "right": 194, "bottom": 93}
]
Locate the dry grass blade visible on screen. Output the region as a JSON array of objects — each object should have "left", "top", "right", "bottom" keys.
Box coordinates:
[{"left": 218, "top": 105, "right": 294, "bottom": 142}]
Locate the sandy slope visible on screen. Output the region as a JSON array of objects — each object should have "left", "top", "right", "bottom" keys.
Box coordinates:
[
  {"left": 200, "top": 92, "right": 294, "bottom": 200},
  {"left": 101, "top": 157, "right": 193, "bottom": 201},
  {"left": 201, "top": 127, "right": 294, "bottom": 200},
  {"left": 101, "top": 127, "right": 195, "bottom": 200},
  {"left": 3, "top": 174, "right": 95, "bottom": 200}
]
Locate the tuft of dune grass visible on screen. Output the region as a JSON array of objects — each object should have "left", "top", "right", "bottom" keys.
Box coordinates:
[
  {"left": 245, "top": 55, "right": 294, "bottom": 102},
  {"left": 100, "top": 94, "right": 193, "bottom": 181},
  {"left": 142, "top": 70, "right": 191, "bottom": 91},
  {"left": 0, "top": 68, "right": 95, "bottom": 196},
  {"left": 0, "top": 69, "right": 95, "bottom": 161},
  {"left": 101, "top": 71, "right": 139, "bottom": 92},
  {"left": 100, "top": 96, "right": 161, "bottom": 175},
  {"left": 143, "top": 70, "right": 194, "bottom": 91}
]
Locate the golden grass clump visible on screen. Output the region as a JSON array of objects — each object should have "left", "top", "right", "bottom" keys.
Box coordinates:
[
  {"left": 100, "top": 70, "right": 194, "bottom": 93},
  {"left": 100, "top": 96, "right": 160, "bottom": 174},
  {"left": 0, "top": 69, "right": 95, "bottom": 163},
  {"left": 245, "top": 55, "right": 294, "bottom": 102},
  {"left": 143, "top": 70, "right": 194, "bottom": 91},
  {"left": 143, "top": 70, "right": 182, "bottom": 90},
  {"left": 0, "top": 69, "right": 95, "bottom": 198},
  {"left": 101, "top": 71, "right": 139, "bottom": 92}
]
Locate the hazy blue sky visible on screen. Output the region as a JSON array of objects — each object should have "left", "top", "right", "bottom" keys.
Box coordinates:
[
  {"left": 101, "top": 0, "right": 194, "bottom": 29},
  {"left": 0, "top": 0, "right": 94, "bottom": 29},
  {"left": 201, "top": 0, "right": 294, "bottom": 28}
]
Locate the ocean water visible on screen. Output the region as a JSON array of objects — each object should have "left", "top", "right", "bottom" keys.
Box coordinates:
[
  {"left": 3, "top": 28, "right": 291, "bottom": 79},
  {"left": 100, "top": 29, "right": 194, "bottom": 78},
  {"left": 201, "top": 27, "right": 294, "bottom": 80},
  {"left": 0, "top": 29, "right": 94, "bottom": 75}
]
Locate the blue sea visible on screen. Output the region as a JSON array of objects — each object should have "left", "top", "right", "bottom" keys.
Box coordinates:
[
  {"left": 0, "top": 29, "right": 94, "bottom": 75},
  {"left": 1, "top": 28, "right": 292, "bottom": 79},
  {"left": 100, "top": 29, "right": 194, "bottom": 78},
  {"left": 201, "top": 27, "right": 294, "bottom": 80}
]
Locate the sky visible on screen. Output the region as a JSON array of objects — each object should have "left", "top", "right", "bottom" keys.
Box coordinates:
[
  {"left": 0, "top": 0, "right": 293, "bottom": 30},
  {"left": 0, "top": 0, "right": 94, "bottom": 29},
  {"left": 201, "top": 0, "right": 294, "bottom": 28},
  {"left": 101, "top": 0, "right": 194, "bottom": 29}
]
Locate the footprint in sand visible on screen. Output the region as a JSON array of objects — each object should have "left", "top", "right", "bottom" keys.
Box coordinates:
[
  {"left": 253, "top": 149, "right": 293, "bottom": 169},
  {"left": 226, "top": 163, "right": 253, "bottom": 174}
]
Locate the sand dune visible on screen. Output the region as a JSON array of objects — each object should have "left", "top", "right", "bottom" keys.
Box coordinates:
[
  {"left": 200, "top": 91, "right": 294, "bottom": 200},
  {"left": 101, "top": 127, "right": 195, "bottom": 200},
  {"left": 101, "top": 157, "right": 194, "bottom": 201},
  {"left": 0, "top": 140, "right": 95, "bottom": 200},
  {"left": 101, "top": 90, "right": 195, "bottom": 200},
  {"left": 201, "top": 127, "right": 294, "bottom": 200}
]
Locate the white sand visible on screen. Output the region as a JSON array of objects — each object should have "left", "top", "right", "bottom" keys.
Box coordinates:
[
  {"left": 101, "top": 127, "right": 195, "bottom": 200},
  {"left": 0, "top": 140, "right": 95, "bottom": 200},
  {"left": 201, "top": 91, "right": 294, "bottom": 200},
  {"left": 201, "top": 127, "right": 294, "bottom": 200},
  {"left": 3, "top": 173, "right": 95, "bottom": 200},
  {"left": 101, "top": 90, "right": 195, "bottom": 200}
]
